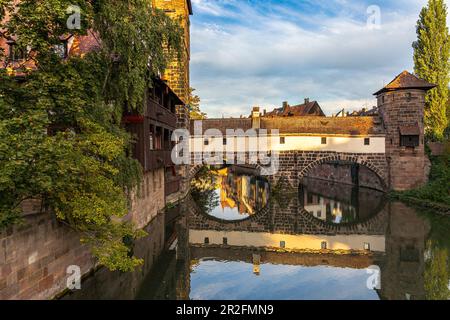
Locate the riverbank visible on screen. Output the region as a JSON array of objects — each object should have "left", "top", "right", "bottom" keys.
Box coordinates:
[{"left": 390, "top": 150, "right": 450, "bottom": 215}]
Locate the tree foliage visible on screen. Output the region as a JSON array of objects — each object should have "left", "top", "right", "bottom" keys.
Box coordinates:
[
  {"left": 0, "top": 0, "right": 182, "bottom": 271},
  {"left": 188, "top": 87, "right": 206, "bottom": 120},
  {"left": 413, "top": 0, "right": 450, "bottom": 141}
]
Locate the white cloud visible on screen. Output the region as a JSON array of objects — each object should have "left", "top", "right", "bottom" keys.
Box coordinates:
[{"left": 190, "top": 0, "right": 449, "bottom": 118}]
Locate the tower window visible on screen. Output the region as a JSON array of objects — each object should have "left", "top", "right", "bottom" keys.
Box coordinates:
[
  {"left": 364, "top": 138, "right": 370, "bottom": 145},
  {"left": 399, "top": 125, "right": 420, "bottom": 147},
  {"left": 321, "top": 137, "right": 327, "bottom": 145},
  {"left": 280, "top": 137, "right": 285, "bottom": 144},
  {"left": 400, "top": 135, "right": 419, "bottom": 147}
]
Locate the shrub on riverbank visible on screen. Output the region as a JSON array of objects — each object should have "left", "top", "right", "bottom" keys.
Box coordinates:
[{"left": 394, "top": 144, "right": 450, "bottom": 209}]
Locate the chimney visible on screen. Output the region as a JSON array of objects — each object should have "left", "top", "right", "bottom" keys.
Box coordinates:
[
  {"left": 304, "top": 98, "right": 310, "bottom": 104},
  {"left": 252, "top": 106, "right": 261, "bottom": 129},
  {"left": 282, "top": 101, "right": 288, "bottom": 110},
  {"left": 263, "top": 109, "right": 267, "bottom": 116}
]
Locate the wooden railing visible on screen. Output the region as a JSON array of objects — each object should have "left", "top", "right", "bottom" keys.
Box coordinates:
[{"left": 147, "top": 99, "right": 177, "bottom": 127}]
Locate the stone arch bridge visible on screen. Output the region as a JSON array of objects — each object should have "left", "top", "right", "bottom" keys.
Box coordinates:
[{"left": 188, "top": 116, "right": 388, "bottom": 190}]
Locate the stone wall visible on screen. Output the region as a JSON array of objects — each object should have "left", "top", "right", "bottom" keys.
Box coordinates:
[
  {"left": 271, "top": 151, "right": 388, "bottom": 190},
  {"left": 1, "top": 169, "right": 167, "bottom": 300},
  {"left": 127, "top": 168, "right": 165, "bottom": 229},
  {"left": 305, "top": 162, "right": 385, "bottom": 191},
  {"left": 62, "top": 212, "right": 166, "bottom": 300},
  {"left": 154, "top": 0, "right": 191, "bottom": 104},
  {"left": 0, "top": 213, "right": 94, "bottom": 300}
]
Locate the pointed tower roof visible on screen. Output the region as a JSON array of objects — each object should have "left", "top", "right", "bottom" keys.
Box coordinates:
[{"left": 373, "top": 70, "right": 436, "bottom": 95}]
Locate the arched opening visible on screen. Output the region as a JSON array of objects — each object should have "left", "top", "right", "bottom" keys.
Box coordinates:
[
  {"left": 191, "top": 165, "right": 270, "bottom": 222},
  {"left": 299, "top": 158, "right": 387, "bottom": 225}
]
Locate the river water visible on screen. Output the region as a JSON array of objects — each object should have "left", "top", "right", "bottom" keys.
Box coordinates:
[{"left": 59, "top": 166, "right": 450, "bottom": 300}]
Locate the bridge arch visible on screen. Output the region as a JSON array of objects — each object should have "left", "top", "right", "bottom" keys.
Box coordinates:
[{"left": 298, "top": 153, "right": 388, "bottom": 191}]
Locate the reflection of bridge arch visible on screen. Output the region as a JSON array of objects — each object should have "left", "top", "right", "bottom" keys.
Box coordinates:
[
  {"left": 188, "top": 195, "right": 388, "bottom": 236},
  {"left": 298, "top": 153, "right": 387, "bottom": 191}
]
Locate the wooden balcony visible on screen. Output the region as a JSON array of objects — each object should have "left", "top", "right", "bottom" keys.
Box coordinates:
[{"left": 147, "top": 99, "right": 177, "bottom": 127}]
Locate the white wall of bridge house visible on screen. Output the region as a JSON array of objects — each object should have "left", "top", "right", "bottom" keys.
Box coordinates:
[
  {"left": 189, "top": 230, "right": 386, "bottom": 253},
  {"left": 127, "top": 168, "right": 165, "bottom": 229},
  {"left": 189, "top": 135, "right": 385, "bottom": 154}
]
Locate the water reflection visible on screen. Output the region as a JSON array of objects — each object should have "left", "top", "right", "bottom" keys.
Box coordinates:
[
  {"left": 300, "top": 178, "right": 386, "bottom": 224},
  {"left": 49, "top": 168, "right": 450, "bottom": 300},
  {"left": 191, "top": 167, "right": 269, "bottom": 221}
]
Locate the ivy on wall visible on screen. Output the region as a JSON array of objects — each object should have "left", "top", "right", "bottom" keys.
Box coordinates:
[{"left": 0, "top": 0, "right": 182, "bottom": 271}]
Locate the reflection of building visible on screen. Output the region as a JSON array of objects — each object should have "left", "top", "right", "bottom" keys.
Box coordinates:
[
  {"left": 300, "top": 178, "right": 385, "bottom": 224},
  {"left": 218, "top": 169, "right": 269, "bottom": 216},
  {"left": 302, "top": 188, "right": 357, "bottom": 224}
]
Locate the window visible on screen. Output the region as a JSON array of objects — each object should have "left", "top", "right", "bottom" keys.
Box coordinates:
[
  {"left": 204, "top": 138, "right": 209, "bottom": 146},
  {"left": 321, "top": 241, "right": 328, "bottom": 250},
  {"left": 406, "top": 92, "right": 412, "bottom": 102},
  {"left": 154, "top": 127, "right": 163, "bottom": 150},
  {"left": 204, "top": 237, "right": 210, "bottom": 244},
  {"left": 280, "top": 137, "right": 285, "bottom": 144},
  {"left": 321, "top": 137, "right": 327, "bottom": 145},
  {"left": 364, "top": 138, "right": 370, "bottom": 145},
  {"left": 8, "top": 43, "right": 25, "bottom": 62},
  {"left": 316, "top": 211, "right": 322, "bottom": 218},
  {"left": 223, "top": 237, "right": 228, "bottom": 245},
  {"left": 400, "top": 135, "right": 419, "bottom": 147},
  {"left": 364, "top": 243, "right": 371, "bottom": 251},
  {"left": 280, "top": 241, "right": 286, "bottom": 248},
  {"left": 223, "top": 138, "right": 227, "bottom": 145},
  {"left": 149, "top": 125, "right": 155, "bottom": 150}
]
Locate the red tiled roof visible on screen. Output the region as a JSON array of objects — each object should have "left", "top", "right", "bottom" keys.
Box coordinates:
[
  {"left": 266, "top": 101, "right": 325, "bottom": 117},
  {"left": 374, "top": 70, "right": 436, "bottom": 95},
  {"left": 69, "top": 31, "right": 102, "bottom": 57},
  {"left": 190, "top": 116, "right": 384, "bottom": 136}
]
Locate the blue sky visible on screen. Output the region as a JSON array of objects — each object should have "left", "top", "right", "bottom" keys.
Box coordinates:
[
  {"left": 190, "top": 260, "right": 379, "bottom": 300},
  {"left": 190, "top": 0, "right": 449, "bottom": 117}
]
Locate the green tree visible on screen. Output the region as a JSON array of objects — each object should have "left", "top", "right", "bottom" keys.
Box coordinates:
[
  {"left": 0, "top": 0, "right": 182, "bottom": 271},
  {"left": 188, "top": 87, "right": 206, "bottom": 120},
  {"left": 413, "top": 0, "right": 450, "bottom": 141}
]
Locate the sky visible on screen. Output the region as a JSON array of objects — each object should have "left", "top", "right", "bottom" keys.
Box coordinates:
[{"left": 189, "top": 0, "right": 449, "bottom": 118}]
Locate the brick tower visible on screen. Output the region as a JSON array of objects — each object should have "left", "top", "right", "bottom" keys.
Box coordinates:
[
  {"left": 153, "top": 0, "right": 192, "bottom": 105},
  {"left": 153, "top": 0, "right": 193, "bottom": 198},
  {"left": 374, "top": 71, "right": 436, "bottom": 191}
]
